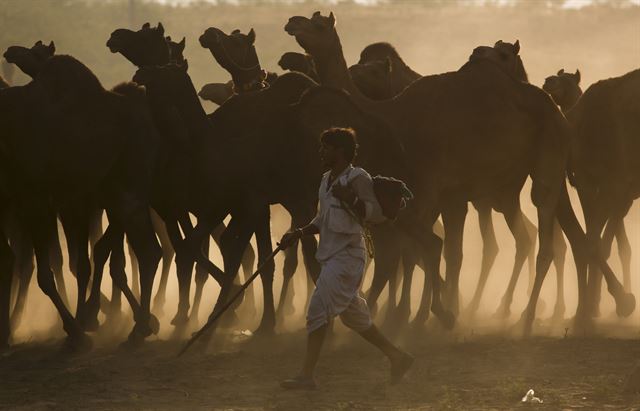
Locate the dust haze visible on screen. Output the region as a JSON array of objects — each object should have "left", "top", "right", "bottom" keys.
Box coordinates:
[{"left": 3, "top": 0, "right": 638, "bottom": 342}]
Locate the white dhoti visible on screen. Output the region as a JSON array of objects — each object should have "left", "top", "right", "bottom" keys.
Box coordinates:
[{"left": 306, "top": 251, "right": 372, "bottom": 333}]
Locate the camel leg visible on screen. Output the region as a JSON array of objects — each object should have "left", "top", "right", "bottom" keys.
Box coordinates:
[
  {"left": 602, "top": 205, "right": 632, "bottom": 292},
  {"left": 151, "top": 209, "right": 174, "bottom": 317},
  {"left": 239, "top": 236, "right": 257, "bottom": 315},
  {"left": 441, "top": 201, "right": 468, "bottom": 317},
  {"left": 105, "top": 227, "right": 141, "bottom": 319},
  {"left": 276, "top": 225, "right": 298, "bottom": 320},
  {"left": 366, "top": 224, "right": 400, "bottom": 318},
  {"left": 9, "top": 230, "right": 34, "bottom": 331},
  {"left": 550, "top": 221, "right": 567, "bottom": 321},
  {"left": 119, "top": 206, "right": 162, "bottom": 345},
  {"left": 49, "top": 225, "right": 68, "bottom": 310},
  {"left": 253, "top": 207, "right": 277, "bottom": 335},
  {"left": 465, "top": 202, "right": 498, "bottom": 316},
  {"left": 60, "top": 205, "right": 92, "bottom": 331},
  {"left": 29, "top": 208, "right": 89, "bottom": 349},
  {"left": 578, "top": 189, "right": 611, "bottom": 318},
  {"left": 277, "top": 202, "right": 319, "bottom": 322},
  {"left": 398, "top": 203, "right": 452, "bottom": 329},
  {"left": 616, "top": 221, "right": 632, "bottom": 293},
  {"left": 172, "top": 214, "right": 227, "bottom": 330},
  {"left": 494, "top": 197, "right": 533, "bottom": 319},
  {"left": 172, "top": 216, "right": 195, "bottom": 328},
  {"left": 0, "top": 228, "right": 14, "bottom": 350},
  {"left": 84, "top": 224, "right": 114, "bottom": 329},
  {"left": 396, "top": 236, "right": 419, "bottom": 324},
  {"left": 127, "top": 240, "right": 140, "bottom": 300},
  {"left": 190, "top": 236, "right": 210, "bottom": 326},
  {"left": 518, "top": 181, "right": 557, "bottom": 337}
]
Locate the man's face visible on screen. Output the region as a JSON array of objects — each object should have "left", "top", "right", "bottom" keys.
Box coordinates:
[{"left": 319, "top": 142, "right": 342, "bottom": 168}]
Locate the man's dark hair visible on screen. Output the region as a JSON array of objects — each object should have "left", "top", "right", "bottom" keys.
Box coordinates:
[{"left": 320, "top": 127, "right": 358, "bottom": 162}]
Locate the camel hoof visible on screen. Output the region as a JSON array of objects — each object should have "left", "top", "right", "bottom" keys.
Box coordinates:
[
  {"left": 171, "top": 310, "right": 189, "bottom": 327},
  {"left": 78, "top": 313, "right": 101, "bottom": 332},
  {"left": 492, "top": 305, "right": 511, "bottom": 320},
  {"left": 149, "top": 314, "right": 161, "bottom": 335},
  {"left": 548, "top": 305, "right": 566, "bottom": 323},
  {"left": 63, "top": 333, "right": 93, "bottom": 353},
  {"left": 616, "top": 293, "right": 636, "bottom": 318},
  {"left": 253, "top": 319, "right": 276, "bottom": 337},
  {"left": 436, "top": 310, "right": 456, "bottom": 330}
]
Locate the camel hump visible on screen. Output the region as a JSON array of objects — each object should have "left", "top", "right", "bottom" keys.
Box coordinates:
[
  {"left": 36, "top": 54, "right": 104, "bottom": 98},
  {"left": 268, "top": 72, "right": 317, "bottom": 104}
]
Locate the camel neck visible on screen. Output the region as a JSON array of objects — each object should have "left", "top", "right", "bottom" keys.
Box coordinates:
[
  {"left": 313, "top": 41, "right": 378, "bottom": 113},
  {"left": 173, "top": 77, "right": 215, "bottom": 149}
]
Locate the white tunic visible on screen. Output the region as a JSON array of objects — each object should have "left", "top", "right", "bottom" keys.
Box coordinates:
[{"left": 310, "top": 165, "right": 385, "bottom": 263}]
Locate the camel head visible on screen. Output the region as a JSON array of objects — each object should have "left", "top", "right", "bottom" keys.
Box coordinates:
[
  {"left": 166, "top": 36, "right": 186, "bottom": 64},
  {"left": 107, "top": 22, "right": 170, "bottom": 68},
  {"left": 3, "top": 40, "right": 55, "bottom": 78},
  {"left": 278, "top": 52, "right": 314, "bottom": 73},
  {"left": 543, "top": 68, "right": 582, "bottom": 111},
  {"left": 133, "top": 60, "right": 191, "bottom": 103},
  {"left": 469, "top": 40, "right": 528, "bottom": 82},
  {"left": 198, "top": 81, "right": 234, "bottom": 105},
  {"left": 199, "top": 27, "right": 266, "bottom": 92},
  {"left": 284, "top": 12, "right": 340, "bottom": 59},
  {"left": 349, "top": 58, "right": 393, "bottom": 100},
  {"left": 358, "top": 42, "right": 400, "bottom": 64}
]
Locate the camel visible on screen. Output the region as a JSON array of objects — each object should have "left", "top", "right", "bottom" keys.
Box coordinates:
[
  {"left": 0, "top": 54, "right": 162, "bottom": 348},
  {"left": 1, "top": 41, "right": 122, "bottom": 335},
  {"left": 558, "top": 68, "right": 640, "bottom": 317},
  {"left": 197, "top": 28, "right": 278, "bottom": 106},
  {"left": 198, "top": 26, "right": 323, "bottom": 324},
  {"left": 106, "top": 22, "right": 260, "bottom": 331},
  {"left": 278, "top": 51, "right": 319, "bottom": 81},
  {"left": 545, "top": 67, "right": 636, "bottom": 313},
  {"left": 543, "top": 69, "right": 582, "bottom": 113},
  {"left": 284, "top": 12, "right": 634, "bottom": 335},
  {"left": 359, "top": 41, "right": 575, "bottom": 321}
]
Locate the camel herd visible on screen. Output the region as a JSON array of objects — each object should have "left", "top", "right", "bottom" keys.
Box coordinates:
[{"left": 0, "top": 11, "right": 638, "bottom": 352}]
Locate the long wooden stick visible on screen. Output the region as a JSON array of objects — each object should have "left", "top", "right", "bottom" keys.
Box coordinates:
[{"left": 178, "top": 244, "right": 283, "bottom": 357}]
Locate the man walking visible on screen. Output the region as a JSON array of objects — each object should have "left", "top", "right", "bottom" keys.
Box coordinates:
[{"left": 279, "top": 127, "right": 413, "bottom": 390}]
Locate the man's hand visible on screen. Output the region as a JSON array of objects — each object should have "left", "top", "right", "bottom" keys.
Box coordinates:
[
  {"left": 279, "top": 229, "right": 302, "bottom": 249},
  {"left": 332, "top": 183, "right": 356, "bottom": 204}
]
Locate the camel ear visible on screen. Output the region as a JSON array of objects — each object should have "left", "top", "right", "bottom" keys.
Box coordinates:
[
  {"left": 247, "top": 28, "right": 256, "bottom": 45},
  {"left": 142, "top": 22, "right": 150, "bottom": 29},
  {"left": 329, "top": 12, "right": 336, "bottom": 27},
  {"left": 495, "top": 40, "right": 503, "bottom": 46},
  {"left": 558, "top": 68, "right": 565, "bottom": 75},
  {"left": 313, "top": 11, "right": 321, "bottom": 18},
  {"left": 35, "top": 40, "right": 43, "bottom": 46},
  {"left": 574, "top": 69, "right": 581, "bottom": 83},
  {"left": 48, "top": 41, "right": 55, "bottom": 54},
  {"left": 158, "top": 23, "right": 165, "bottom": 36},
  {"left": 513, "top": 40, "right": 520, "bottom": 54},
  {"left": 178, "top": 37, "right": 186, "bottom": 49}
]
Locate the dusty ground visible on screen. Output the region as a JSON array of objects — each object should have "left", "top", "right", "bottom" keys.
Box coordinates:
[{"left": 2, "top": 321, "right": 640, "bottom": 411}]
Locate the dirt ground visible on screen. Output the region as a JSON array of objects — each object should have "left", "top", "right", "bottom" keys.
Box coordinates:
[{"left": 2, "top": 320, "right": 640, "bottom": 411}]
